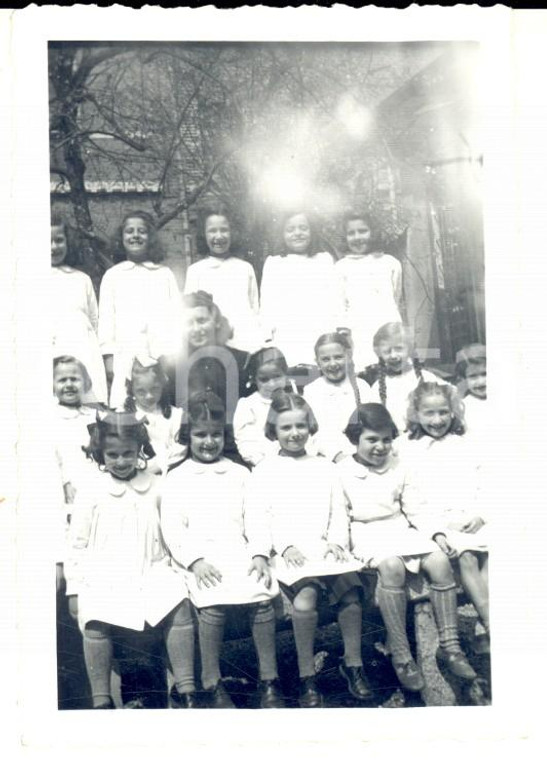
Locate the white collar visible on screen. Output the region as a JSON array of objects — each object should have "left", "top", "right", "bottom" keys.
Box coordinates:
[
  {"left": 183, "top": 457, "right": 231, "bottom": 476},
  {"left": 52, "top": 264, "right": 77, "bottom": 274},
  {"left": 106, "top": 469, "right": 154, "bottom": 496},
  {"left": 116, "top": 260, "right": 161, "bottom": 271},
  {"left": 343, "top": 454, "right": 396, "bottom": 479},
  {"left": 54, "top": 402, "right": 95, "bottom": 420}
]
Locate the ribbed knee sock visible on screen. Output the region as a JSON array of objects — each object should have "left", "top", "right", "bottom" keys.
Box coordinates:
[
  {"left": 249, "top": 603, "right": 278, "bottom": 682},
  {"left": 376, "top": 583, "right": 412, "bottom": 663},
  {"left": 292, "top": 609, "right": 318, "bottom": 678},
  {"left": 337, "top": 601, "right": 363, "bottom": 668},
  {"left": 83, "top": 627, "right": 113, "bottom": 707},
  {"left": 198, "top": 606, "right": 225, "bottom": 690},
  {"left": 164, "top": 601, "right": 196, "bottom": 694},
  {"left": 429, "top": 582, "right": 460, "bottom": 653}
]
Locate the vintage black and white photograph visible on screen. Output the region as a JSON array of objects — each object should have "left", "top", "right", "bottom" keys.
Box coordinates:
[
  {"left": 6, "top": 3, "right": 544, "bottom": 755},
  {"left": 48, "top": 36, "right": 490, "bottom": 712}
]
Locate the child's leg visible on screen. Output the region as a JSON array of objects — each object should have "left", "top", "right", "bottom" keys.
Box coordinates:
[
  {"left": 421, "top": 551, "right": 461, "bottom": 653},
  {"left": 336, "top": 588, "right": 363, "bottom": 668},
  {"left": 163, "top": 599, "right": 196, "bottom": 695},
  {"left": 375, "top": 557, "right": 412, "bottom": 664},
  {"left": 459, "top": 551, "right": 489, "bottom": 630},
  {"left": 291, "top": 586, "right": 319, "bottom": 678},
  {"left": 248, "top": 602, "right": 278, "bottom": 682},
  {"left": 198, "top": 606, "right": 225, "bottom": 690},
  {"left": 83, "top": 620, "right": 113, "bottom": 708}
]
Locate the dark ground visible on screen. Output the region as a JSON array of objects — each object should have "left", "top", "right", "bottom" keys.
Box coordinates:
[{"left": 57, "top": 594, "right": 491, "bottom": 711}]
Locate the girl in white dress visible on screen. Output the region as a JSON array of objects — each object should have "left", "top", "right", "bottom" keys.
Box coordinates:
[
  {"left": 123, "top": 356, "right": 186, "bottom": 474},
  {"left": 246, "top": 390, "right": 371, "bottom": 707},
  {"left": 338, "top": 403, "right": 476, "bottom": 689},
  {"left": 336, "top": 211, "right": 402, "bottom": 371},
  {"left": 233, "top": 347, "right": 297, "bottom": 467},
  {"left": 161, "top": 391, "right": 283, "bottom": 709},
  {"left": 303, "top": 331, "right": 372, "bottom": 463},
  {"left": 370, "top": 322, "right": 444, "bottom": 433},
  {"left": 99, "top": 210, "right": 183, "bottom": 408},
  {"left": 51, "top": 214, "right": 107, "bottom": 403},
  {"left": 454, "top": 344, "right": 488, "bottom": 438},
  {"left": 64, "top": 410, "right": 195, "bottom": 709},
  {"left": 260, "top": 211, "right": 342, "bottom": 368},
  {"left": 403, "top": 382, "right": 490, "bottom": 654},
  {"left": 184, "top": 202, "right": 263, "bottom": 354}
]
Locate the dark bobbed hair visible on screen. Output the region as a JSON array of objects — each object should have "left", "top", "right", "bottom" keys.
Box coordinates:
[
  {"left": 84, "top": 410, "right": 155, "bottom": 465},
  {"left": 248, "top": 346, "right": 289, "bottom": 381},
  {"left": 181, "top": 291, "right": 233, "bottom": 348},
  {"left": 272, "top": 208, "right": 325, "bottom": 257},
  {"left": 53, "top": 355, "right": 92, "bottom": 393},
  {"left": 455, "top": 344, "right": 487, "bottom": 379},
  {"left": 344, "top": 403, "right": 399, "bottom": 445},
  {"left": 176, "top": 390, "right": 237, "bottom": 454},
  {"left": 342, "top": 209, "right": 382, "bottom": 252},
  {"left": 314, "top": 331, "right": 352, "bottom": 357},
  {"left": 195, "top": 200, "right": 242, "bottom": 258},
  {"left": 111, "top": 210, "right": 164, "bottom": 264},
  {"left": 405, "top": 382, "right": 466, "bottom": 440},
  {"left": 264, "top": 389, "right": 319, "bottom": 441},
  {"left": 50, "top": 210, "right": 80, "bottom": 267},
  {"left": 124, "top": 358, "right": 172, "bottom": 419}
]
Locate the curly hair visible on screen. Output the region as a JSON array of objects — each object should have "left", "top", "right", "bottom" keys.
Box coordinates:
[
  {"left": 124, "top": 358, "right": 172, "bottom": 419},
  {"left": 264, "top": 389, "right": 319, "bottom": 441},
  {"left": 195, "top": 200, "right": 243, "bottom": 258},
  {"left": 83, "top": 410, "right": 155, "bottom": 465},
  {"left": 110, "top": 210, "right": 165, "bottom": 264},
  {"left": 344, "top": 402, "right": 399, "bottom": 445},
  {"left": 405, "top": 382, "right": 465, "bottom": 440},
  {"left": 341, "top": 209, "right": 382, "bottom": 253},
  {"left": 53, "top": 355, "right": 92, "bottom": 394},
  {"left": 51, "top": 210, "right": 80, "bottom": 268},
  {"left": 181, "top": 291, "right": 233, "bottom": 348}
]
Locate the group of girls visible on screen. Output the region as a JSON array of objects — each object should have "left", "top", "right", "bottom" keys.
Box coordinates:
[{"left": 51, "top": 202, "right": 489, "bottom": 709}]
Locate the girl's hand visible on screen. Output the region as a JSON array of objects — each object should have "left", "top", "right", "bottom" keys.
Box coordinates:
[
  {"left": 248, "top": 556, "right": 272, "bottom": 589},
  {"left": 461, "top": 516, "right": 485, "bottom": 534},
  {"left": 434, "top": 534, "right": 458, "bottom": 559},
  {"left": 68, "top": 595, "right": 78, "bottom": 620},
  {"left": 282, "top": 546, "right": 306, "bottom": 568},
  {"left": 190, "top": 559, "right": 223, "bottom": 588},
  {"left": 324, "top": 543, "right": 348, "bottom": 562},
  {"left": 333, "top": 452, "right": 348, "bottom": 464}
]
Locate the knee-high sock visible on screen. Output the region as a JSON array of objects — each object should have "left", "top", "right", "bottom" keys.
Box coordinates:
[
  {"left": 164, "top": 600, "right": 196, "bottom": 694},
  {"left": 337, "top": 601, "right": 363, "bottom": 668},
  {"left": 291, "top": 609, "right": 318, "bottom": 678},
  {"left": 249, "top": 603, "right": 278, "bottom": 682},
  {"left": 83, "top": 625, "right": 113, "bottom": 707},
  {"left": 376, "top": 583, "right": 412, "bottom": 663},
  {"left": 198, "top": 606, "right": 225, "bottom": 690},
  {"left": 429, "top": 582, "right": 460, "bottom": 653}
]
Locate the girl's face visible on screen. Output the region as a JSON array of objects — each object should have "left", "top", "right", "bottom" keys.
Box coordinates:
[
  {"left": 376, "top": 337, "right": 411, "bottom": 374},
  {"left": 190, "top": 422, "right": 224, "bottom": 464},
  {"left": 346, "top": 218, "right": 372, "bottom": 255},
  {"left": 123, "top": 216, "right": 150, "bottom": 261},
  {"left": 356, "top": 426, "right": 393, "bottom": 468},
  {"left": 275, "top": 408, "right": 310, "bottom": 456},
  {"left": 283, "top": 213, "right": 311, "bottom": 255},
  {"left": 103, "top": 435, "right": 140, "bottom": 480},
  {"left": 184, "top": 306, "right": 217, "bottom": 349},
  {"left": 256, "top": 362, "right": 287, "bottom": 399},
  {"left": 51, "top": 225, "right": 68, "bottom": 266},
  {"left": 466, "top": 363, "right": 487, "bottom": 399},
  {"left": 316, "top": 341, "right": 348, "bottom": 384},
  {"left": 53, "top": 362, "right": 84, "bottom": 406},
  {"left": 132, "top": 372, "right": 164, "bottom": 413},
  {"left": 417, "top": 393, "right": 453, "bottom": 439},
  {"left": 205, "top": 214, "right": 231, "bottom": 257}
]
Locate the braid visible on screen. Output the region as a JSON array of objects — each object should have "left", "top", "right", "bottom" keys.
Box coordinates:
[
  {"left": 412, "top": 357, "right": 424, "bottom": 383},
  {"left": 347, "top": 355, "right": 362, "bottom": 409},
  {"left": 378, "top": 360, "right": 387, "bottom": 407}
]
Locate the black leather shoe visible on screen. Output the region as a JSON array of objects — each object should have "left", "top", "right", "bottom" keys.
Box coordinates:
[
  {"left": 258, "top": 679, "right": 285, "bottom": 708},
  {"left": 208, "top": 681, "right": 236, "bottom": 709},
  {"left": 437, "top": 648, "right": 477, "bottom": 680},
  {"left": 93, "top": 697, "right": 114, "bottom": 709},
  {"left": 170, "top": 686, "right": 198, "bottom": 709},
  {"left": 298, "top": 676, "right": 323, "bottom": 708},
  {"left": 339, "top": 663, "right": 374, "bottom": 700}
]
